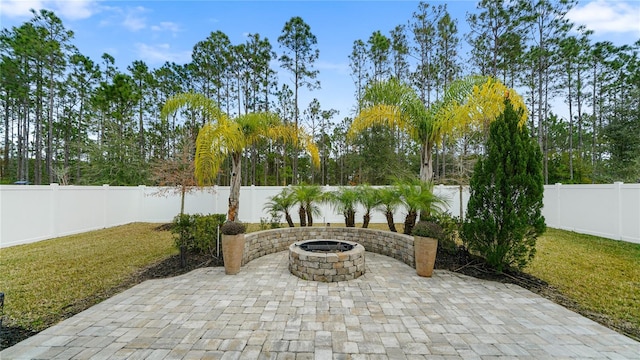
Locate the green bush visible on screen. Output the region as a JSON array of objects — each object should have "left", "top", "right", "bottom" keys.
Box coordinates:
[
  {"left": 171, "top": 213, "right": 226, "bottom": 255},
  {"left": 424, "top": 212, "right": 460, "bottom": 254},
  {"left": 172, "top": 213, "right": 195, "bottom": 249}
]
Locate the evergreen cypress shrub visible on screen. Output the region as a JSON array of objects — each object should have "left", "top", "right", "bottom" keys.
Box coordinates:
[{"left": 462, "top": 99, "right": 546, "bottom": 272}]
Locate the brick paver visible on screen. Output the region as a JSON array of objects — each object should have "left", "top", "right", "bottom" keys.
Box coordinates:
[{"left": 2, "top": 251, "right": 639, "bottom": 359}]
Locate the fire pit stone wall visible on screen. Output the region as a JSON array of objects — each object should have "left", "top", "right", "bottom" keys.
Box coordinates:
[
  {"left": 242, "top": 227, "right": 415, "bottom": 268},
  {"left": 289, "top": 240, "right": 365, "bottom": 282}
]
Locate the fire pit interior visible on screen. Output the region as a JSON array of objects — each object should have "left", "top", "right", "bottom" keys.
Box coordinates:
[
  {"left": 289, "top": 239, "right": 365, "bottom": 282},
  {"left": 298, "top": 240, "right": 355, "bottom": 252}
]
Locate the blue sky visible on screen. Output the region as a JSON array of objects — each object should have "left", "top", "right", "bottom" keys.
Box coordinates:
[{"left": 1, "top": 0, "right": 639, "bottom": 121}]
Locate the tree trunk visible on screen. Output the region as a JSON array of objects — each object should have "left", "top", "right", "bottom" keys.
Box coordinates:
[
  {"left": 293, "top": 71, "right": 299, "bottom": 185},
  {"left": 306, "top": 203, "right": 314, "bottom": 226},
  {"left": 386, "top": 211, "right": 397, "bottom": 232},
  {"left": 345, "top": 209, "right": 355, "bottom": 227},
  {"left": 362, "top": 212, "right": 370, "bottom": 228},
  {"left": 567, "top": 61, "right": 574, "bottom": 181},
  {"left": 419, "top": 140, "right": 433, "bottom": 182},
  {"left": 403, "top": 210, "right": 417, "bottom": 235},
  {"left": 2, "top": 98, "right": 9, "bottom": 179},
  {"left": 180, "top": 185, "right": 186, "bottom": 215},
  {"left": 285, "top": 212, "right": 294, "bottom": 227},
  {"left": 228, "top": 152, "right": 242, "bottom": 221},
  {"left": 298, "top": 205, "right": 307, "bottom": 227},
  {"left": 47, "top": 66, "right": 54, "bottom": 184}
]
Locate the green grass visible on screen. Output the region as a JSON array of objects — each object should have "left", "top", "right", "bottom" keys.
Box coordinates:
[
  {"left": 0, "top": 223, "right": 175, "bottom": 331},
  {"left": 527, "top": 228, "right": 640, "bottom": 334}
]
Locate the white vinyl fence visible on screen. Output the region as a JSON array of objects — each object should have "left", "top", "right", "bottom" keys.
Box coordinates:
[
  {"left": 1, "top": 183, "right": 638, "bottom": 248},
  {"left": 542, "top": 182, "right": 640, "bottom": 244}
]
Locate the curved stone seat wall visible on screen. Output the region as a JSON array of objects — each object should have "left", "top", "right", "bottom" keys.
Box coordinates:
[{"left": 242, "top": 227, "right": 415, "bottom": 268}]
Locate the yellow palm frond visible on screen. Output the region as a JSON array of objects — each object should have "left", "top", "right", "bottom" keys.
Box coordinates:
[
  {"left": 297, "top": 132, "right": 321, "bottom": 168},
  {"left": 349, "top": 104, "right": 411, "bottom": 139},
  {"left": 268, "top": 123, "right": 320, "bottom": 169},
  {"left": 194, "top": 123, "right": 224, "bottom": 186},
  {"left": 194, "top": 116, "right": 245, "bottom": 185},
  {"left": 434, "top": 77, "right": 528, "bottom": 142},
  {"left": 267, "top": 124, "right": 297, "bottom": 144}
]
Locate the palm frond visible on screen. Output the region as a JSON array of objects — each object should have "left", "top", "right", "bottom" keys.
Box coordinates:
[
  {"left": 351, "top": 78, "right": 430, "bottom": 143},
  {"left": 194, "top": 123, "right": 224, "bottom": 185},
  {"left": 432, "top": 77, "right": 529, "bottom": 142},
  {"left": 161, "top": 92, "right": 223, "bottom": 122}
]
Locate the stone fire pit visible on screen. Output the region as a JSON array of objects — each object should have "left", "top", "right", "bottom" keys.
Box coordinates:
[{"left": 289, "top": 240, "right": 365, "bottom": 282}]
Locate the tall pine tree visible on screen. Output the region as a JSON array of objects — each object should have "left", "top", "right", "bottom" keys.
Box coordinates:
[{"left": 462, "top": 97, "right": 545, "bottom": 272}]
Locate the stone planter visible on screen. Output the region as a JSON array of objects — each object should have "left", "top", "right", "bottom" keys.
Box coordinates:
[
  {"left": 414, "top": 236, "right": 438, "bottom": 277},
  {"left": 222, "top": 234, "right": 245, "bottom": 275}
]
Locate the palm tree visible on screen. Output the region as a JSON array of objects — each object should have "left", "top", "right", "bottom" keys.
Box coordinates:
[
  {"left": 161, "top": 93, "right": 319, "bottom": 221},
  {"left": 375, "top": 186, "right": 402, "bottom": 232},
  {"left": 291, "top": 184, "right": 323, "bottom": 226},
  {"left": 349, "top": 76, "right": 527, "bottom": 182},
  {"left": 397, "top": 179, "right": 448, "bottom": 235},
  {"left": 263, "top": 188, "right": 296, "bottom": 227},
  {"left": 326, "top": 187, "right": 359, "bottom": 227},
  {"left": 355, "top": 184, "right": 380, "bottom": 228}
]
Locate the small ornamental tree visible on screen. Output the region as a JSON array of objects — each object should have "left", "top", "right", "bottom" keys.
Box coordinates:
[{"left": 462, "top": 98, "right": 545, "bottom": 273}]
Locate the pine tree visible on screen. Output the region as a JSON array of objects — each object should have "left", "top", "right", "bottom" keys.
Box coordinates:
[{"left": 462, "top": 98, "right": 545, "bottom": 272}]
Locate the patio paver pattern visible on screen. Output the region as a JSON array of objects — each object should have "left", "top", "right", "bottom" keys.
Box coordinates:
[{"left": 2, "top": 251, "right": 639, "bottom": 359}]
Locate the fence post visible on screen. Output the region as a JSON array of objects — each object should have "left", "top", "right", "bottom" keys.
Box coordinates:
[
  {"left": 213, "top": 185, "right": 219, "bottom": 215},
  {"left": 250, "top": 185, "right": 256, "bottom": 223},
  {"left": 138, "top": 185, "right": 146, "bottom": 222},
  {"left": 555, "top": 183, "right": 562, "bottom": 229},
  {"left": 50, "top": 183, "right": 59, "bottom": 239},
  {"left": 614, "top": 182, "right": 623, "bottom": 240},
  {"left": 459, "top": 185, "right": 463, "bottom": 220},
  {"left": 103, "top": 184, "right": 109, "bottom": 228}
]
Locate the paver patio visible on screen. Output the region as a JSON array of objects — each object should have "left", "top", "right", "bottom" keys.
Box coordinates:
[{"left": 2, "top": 251, "right": 639, "bottom": 359}]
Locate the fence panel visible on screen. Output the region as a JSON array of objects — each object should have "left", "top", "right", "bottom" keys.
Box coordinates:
[
  {"left": 1, "top": 186, "right": 53, "bottom": 246},
  {"left": 1, "top": 183, "right": 638, "bottom": 248},
  {"left": 56, "top": 185, "right": 109, "bottom": 237},
  {"left": 542, "top": 183, "right": 640, "bottom": 244},
  {"left": 619, "top": 184, "right": 640, "bottom": 242}
]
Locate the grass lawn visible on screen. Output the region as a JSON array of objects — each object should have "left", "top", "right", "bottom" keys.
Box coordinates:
[
  {"left": 0, "top": 223, "right": 638, "bottom": 345},
  {"left": 526, "top": 228, "right": 640, "bottom": 336},
  {"left": 0, "top": 223, "right": 175, "bottom": 331}
]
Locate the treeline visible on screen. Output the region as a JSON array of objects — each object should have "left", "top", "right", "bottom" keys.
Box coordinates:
[{"left": 1, "top": 1, "right": 639, "bottom": 186}]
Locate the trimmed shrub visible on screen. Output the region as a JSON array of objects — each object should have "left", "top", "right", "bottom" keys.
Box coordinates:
[
  {"left": 171, "top": 213, "right": 226, "bottom": 255},
  {"left": 412, "top": 221, "right": 444, "bottom": 240},
  {"left": 220, "top": 221, "right": 246, "bottom": 235}
]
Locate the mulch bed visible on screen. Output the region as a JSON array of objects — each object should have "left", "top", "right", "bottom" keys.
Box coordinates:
[{"left": 1, "top": 228, "right": 637, "bottom": 350}]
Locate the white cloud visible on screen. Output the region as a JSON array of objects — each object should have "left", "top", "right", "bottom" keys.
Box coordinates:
[
  {"left": 567, "top": 0, "right": 640, "bottom": 35},
  {"left": 98, "top": 5, "right": 148, "bottom": 31},
  {"left": 53, "top": 0, "right": 96, "bottom": 20},
  {"left": 122, "top": 6, "right": 147, "bottom": 31},
  {"left": 1, "top": 0, "right": 98, "bottom": 20},
  {"left": 135, "top": 43, "right": 191, "bottom": 65},
  {"left": 0, "top": 0, "right": 46, "bottom": 18},
  {"left": 151, "top": 21, "right": 181, "bottom": 34}
]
